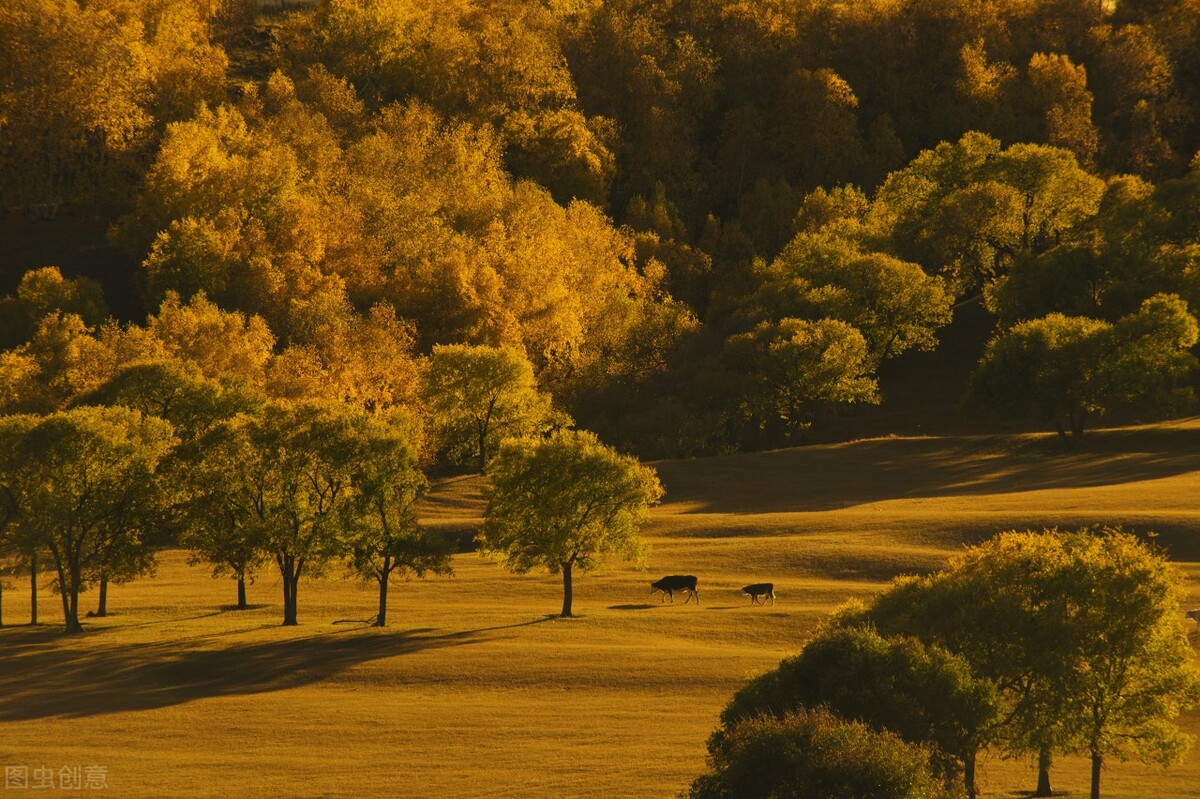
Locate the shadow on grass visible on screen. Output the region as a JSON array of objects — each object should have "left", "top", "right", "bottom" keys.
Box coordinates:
[
  {"left": 219, "top": 603, "right": 269, "bottom": 612},
  {"left": 654, "top": 424, "right": 1200, "bottom": 515},
  {"left": 607, "top": 604, "right": 657, "bottom": 611},
  {"left": 0, "top": 616, "right": 552, "bottom": 722}
]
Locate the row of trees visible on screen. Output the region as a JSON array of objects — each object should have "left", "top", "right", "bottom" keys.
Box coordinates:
[
  {"left": 0, "top": 278, "right": 667, "bottom": 630},
  {"left": 0, "top": 400, "right": 449, "bottom": 632},
  {"left": 0, "top": 402, "right": 664, "bottom": 633},
  {"left": 690, "top": 527, "right": 1200, "bottom": 799}
]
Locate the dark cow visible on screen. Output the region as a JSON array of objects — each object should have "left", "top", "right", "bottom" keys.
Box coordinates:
[
  {"left": 651, "top": 575, "right": 699, "bottom": 605},
  {"left": 742, "top": 583, "right": 776, "bottom": 605}
]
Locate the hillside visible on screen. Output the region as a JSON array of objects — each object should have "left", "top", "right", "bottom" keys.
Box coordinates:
[{"left": 2, "top": 422, "right": 1199, "bottom": 798}]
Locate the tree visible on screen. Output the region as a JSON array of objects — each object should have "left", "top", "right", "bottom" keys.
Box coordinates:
[
  {"left": 191, "top": 401, "right": 360, "bottom": 625},
  {"left": 722, "top": 317, "right": 879, "bottom": 444},
  {"left": 718, "top": 626, "right": 998, "bottom": 798},
  {"left": 423, "top": 344, "right": 561, "bottom": 472},
  {"left": 1051, "top": 529, "right": 1200, "bottom": 799},
  {"left": 346, "top": 411, "right": 451, "bottom": 626},
  {"left": 0, "top": 408, "right": 175, "bottom": 633},
  {"left": 964, "top": 294, "right": 1198, "bottom": 441},
  {"left": 478, "top": 429, "right": 662, "bottom": 617},
  {"left": 688, "top": 708, "right": 962, "bottom": 799},
  {"left": 843, "top": 527, "right": 1200, "bottom": 799},
  {"left": 0, "top": 267, "right": 109, "bottom": 349},
  {"left": 750, "top": 231, "right": 954, "bottom": 364},
  {"left": 176, "top": 422, "right": 269, "bottom": 611}
]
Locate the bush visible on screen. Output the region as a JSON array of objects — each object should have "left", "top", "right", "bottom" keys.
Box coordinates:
[{"left": 688, "top": 707, "right": 962, "bottom": 799}]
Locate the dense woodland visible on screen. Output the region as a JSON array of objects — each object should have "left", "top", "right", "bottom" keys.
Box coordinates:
[{"left": 3, "top": 0, "right": 1200, "bottom": 455}]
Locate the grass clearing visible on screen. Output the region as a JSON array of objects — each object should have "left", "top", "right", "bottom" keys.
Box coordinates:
[{"left": 3, "top": 421, "right": 1200, "bottom": 797}]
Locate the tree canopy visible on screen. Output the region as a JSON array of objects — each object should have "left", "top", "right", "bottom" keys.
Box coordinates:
[{"left": 478, "top": 429, "right": 662, "bottom": 617}]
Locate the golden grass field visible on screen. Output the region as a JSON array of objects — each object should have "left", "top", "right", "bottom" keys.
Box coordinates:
[{"left": 3, "top": 419, "right": 1200, "bottom": 798}]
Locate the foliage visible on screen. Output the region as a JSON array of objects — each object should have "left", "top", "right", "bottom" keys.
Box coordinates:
[
  {"left": 0, "top": 406, "right": 175, "bottom": 632},
  {"left": 718, "top": 625, "right": 998, "bottom": 794},
  {"left": 963, "top": 293, "right": 1198, "bottom": 440},
  {"left": 722, "top": 317, "right": 879, "bottom": 445},
  {"left": 688, "top": 707, "right": 963, "bottom": 799},
  {"left": 422, "top": 344, "right": 562, "bottom": 472},
  {"left": 478, "top": 429, "right": 662, "bottom": 616}
]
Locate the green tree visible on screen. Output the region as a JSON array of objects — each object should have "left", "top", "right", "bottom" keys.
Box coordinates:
[
  {"left": 722, "top": 317, "right": 879, "bottom": 445},
  {"left": 718, "top": 626, "right": 998, "bottom": 798},
  {"left": 346, "top": 411, "right": 451, "bottom": 627},
  {"left": 688, "top": 707, "right": 962, "bottom": 799},
  {"left": 750, "top": 232, "right": 954, "bottom": 364},
  {"left": 177, "top": 421, "right": 269, "bottom": 611},
  {"left": 478, "top": 429, "right": 662, "bottom": 617},
  {"left": 190, "top": 401, "right": 361, "bottom": 625},
  {"left": 964, "top": 294, "right": 1198, "bottom": 441},
  {"left": 423, "top": 344, "right": 561, "bottom": 472},
  {"left": 844, "top": 527, "right": 1200, "bottom": 799},
  {"left": 0, "top": 408, "right": 175, "bottom": 633}
]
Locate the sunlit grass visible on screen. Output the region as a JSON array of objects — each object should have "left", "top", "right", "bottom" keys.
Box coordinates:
[{"left": 2, "top": 420, "right": 1199, "bottom": 797}]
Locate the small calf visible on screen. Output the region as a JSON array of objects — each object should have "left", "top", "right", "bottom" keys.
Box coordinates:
[
  {"left": 651, "top": 575, "right": 699, "bottom": 605},
  {"left": 742, "top": 583, "right": 776, "bottom": 605}
]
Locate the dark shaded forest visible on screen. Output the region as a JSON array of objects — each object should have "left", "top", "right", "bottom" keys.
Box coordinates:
[{"left": 3, "top": 0, "right": 1200, "bottom": 457}]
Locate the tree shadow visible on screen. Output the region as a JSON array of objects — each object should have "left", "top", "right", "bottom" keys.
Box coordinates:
[
  {"left": 654, "top": 424, "right": 1200, "bottom": 514},
  {"left": 0, "top": 617, "right": 551, "bottom": 722},
  {"left": 607, "top": 604, "right": 656, "bottom": 611}
]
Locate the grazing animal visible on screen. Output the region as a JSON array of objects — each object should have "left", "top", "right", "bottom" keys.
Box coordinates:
[
  {"left": 651, "top": 575, "right": 699, "bottom": 605},
  {"left": 1186, "top": 609, "right": 1200, "bottom": 625},
  {"left": 742, "top": 583, "right": 776, "bottom": 605}
]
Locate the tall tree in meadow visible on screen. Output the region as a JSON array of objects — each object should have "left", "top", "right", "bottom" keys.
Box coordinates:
[
  {"left": 345, "top": 411, "right": 451, "bottom": 627},
  {"left": 478, "top": 429, "right": 662, "bottom": 617},
  {"left": 192, "top": 401, "right": 361, "bottom": 625},
  {"left": 0, "top": 408, "right": 175, "bottom": 633}
]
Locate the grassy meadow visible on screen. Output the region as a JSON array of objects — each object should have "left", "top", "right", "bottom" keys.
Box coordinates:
[{"left": 3, "top": 420, "right": 1200, "bottom": 798}]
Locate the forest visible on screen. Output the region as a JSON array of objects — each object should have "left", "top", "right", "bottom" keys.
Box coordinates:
[{"left": 2, "top": 0, "right": 1200, "bottom": 458}]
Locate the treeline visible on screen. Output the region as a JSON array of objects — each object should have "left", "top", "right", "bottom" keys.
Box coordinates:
[
  {"left": 690, "top": 527, "right": 1200, "bottom": 799},
  {"left": 3, "top": 0, "right": 1200, "bottom": 455}
]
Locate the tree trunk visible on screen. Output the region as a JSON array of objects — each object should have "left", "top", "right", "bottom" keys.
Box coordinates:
[
  {"left": 1054, "top": 421, "right": 1068, "bottom": 443},
  {"left": 1035, "top": 749, "right": 1053, "bottom": 797},
  {"left": 1071, "top": 412, "right": 1087, "bottom": 441},
  {"left": 236, "top": 575, "right": 247, "bottom": 610},
  {"left": 376, "top": 573, "right": 389, "bottom": 627},
  {"left": 1091, "top": 753, "right": 1102, "bottom": 799},
  {"left": 279, "top": 554, "right": 300, "bottom": 626},
  {"left": 55, "top": 556, "right": 82, "bottom": 634},
  {"left": 964, "top": 751, "right": 977, "bottom": 799},
  {"left": 561, "top": 560, "right": 573, "bottom": 618},
  {"left": 95, "top": 573, "right": 108, "bottom": 617},
  {"left": 1, "top": 579, "right": 5, "bottom": 627},
  {"left": 29, "top": 553, "right": 37, "bottom": 625}
]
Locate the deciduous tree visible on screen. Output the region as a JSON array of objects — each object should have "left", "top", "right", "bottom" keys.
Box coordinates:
[
  {"left": 422, "top": 344, "right": 562, "bottom": 472},
  {"left": 0, "top": 408, "right": 175, "bottom": 633},
  {"left": 478, "top": 429, "right": 661, "bottom": 617},
  {"left": 345, "top": 412, "right": 450, "bottom": 626}
]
